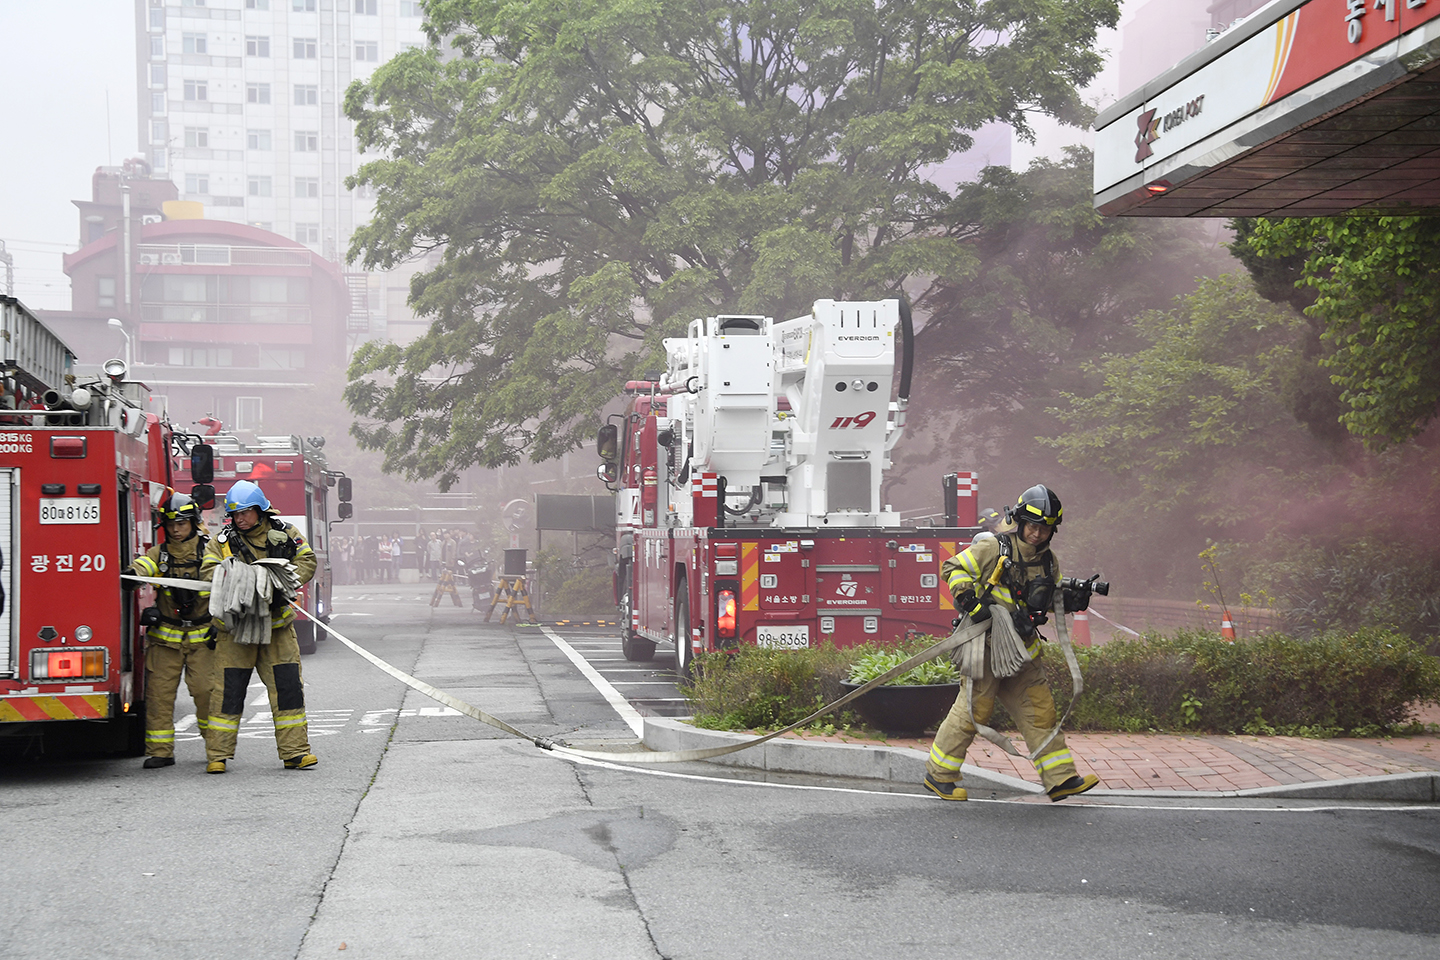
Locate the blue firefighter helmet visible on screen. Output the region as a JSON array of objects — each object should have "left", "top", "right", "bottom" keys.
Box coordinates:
[{"left": 224, "top": 479, "right": 271, "bottom": 514}]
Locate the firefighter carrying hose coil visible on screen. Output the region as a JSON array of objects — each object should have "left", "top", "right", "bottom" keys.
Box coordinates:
[
  {"left": 124, "top": 492, "right": 214, "bottom": 769},
  {"left": 200, "top": 480, "right": 318, "bottom": 774},
  {"left": 924, "top": 484, "right": 1101, "bottom": 802}
]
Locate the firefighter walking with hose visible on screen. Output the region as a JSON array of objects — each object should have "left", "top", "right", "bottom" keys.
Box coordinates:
[
  {"left": 124, "top": 492, "right": 214, "bottom": 768},
  {"left": 924, "top": 484, "right": 1100, "bottom": 802},
  {"left": 200, "top": 480, "right": 318, "bottom": 774}
]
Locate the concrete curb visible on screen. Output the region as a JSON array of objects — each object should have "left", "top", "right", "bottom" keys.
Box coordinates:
[
  {"left": 640, "top": 717, "right": 1439, "bottom": 802},
  {"left": 641, "top": 717, "right": 1043, "bottom": 794}
]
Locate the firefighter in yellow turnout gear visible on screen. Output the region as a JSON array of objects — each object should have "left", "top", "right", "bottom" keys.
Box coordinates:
[
  {"left": 125, "top": 493, "right": 214, "bottom": 769},
  {"left": 200, "top": 480, "right": 318, "bottom": 773},
  {"left": 924, "top": 484, "right": 1100, "bottom": 802}
]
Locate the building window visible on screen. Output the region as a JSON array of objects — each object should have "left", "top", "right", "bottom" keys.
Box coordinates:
[
  {"left": 355, "top": 0, "right": 377, "bottom": 13},
  {"left": 151, "top": 119, "right": 167, "bottom": 143},
  {"left": 246, "top": 129, "right": 271, "bottom": 150},
  {"left": 149, "top": 35, "right": 164, "bottom": 57},
  {"left": 294, "top": 130, "right": 319, "bottom": 151},
  {"left": 294, "top": 84, "right": 319, "bottom": 106},
  {"left": 151, "top": 92, "right": 165, "bottom": 114},
  {"left": 150, "top": 63, "right": 166, "bottom": 86},
  {"left": 295, "top": 223, "right": 320, "bottom": 244},
  {"left": 293, "top": 37, "right": 317, "bottom": 59},
  {"left": 245, "top": 0, "right": 270, "bottom": 8},
  {"left": 212, "top": 196, "right": 245, "bottom": 207},
  {"left": 182, "top": 0, "right": 207, "bottom": 6},
  {"left": 246, "top": 83, "right": 271, "bottom": 104},
  {"left": 149, "top": 6, "right": 164, "bottom": 29},
  {"left": 292, "top": 0, "right": 317, "bottom": 10},
  {"left": 248, "top": 175, "right": 272, "bottom": 196},
  {"left": 185, "top": 173, "right": 210, "bottom": 194},
  {"left": 152, "top": 149, "right": 167, "bottom": 172},
  {"left": 260, "top": 348, "right": 306, "bottom": 369},
  {"left": 400, "top": 0, "right": 423, "bottom": 14},
  {"left": 97, "top": 277, "right": 116, "bottom": 309},
  {"left": 236, "top": 397, "right": 263, "bottom": 431},
  {"left": 294, "top": 177, "right": 320, "bottom": 198},
  {"left": 183, "top": 33, "right": 207, "bottom": 55},
  {"left": 184, "top": 80, "right": 208, "bottom": 101},
  {"left": 184, "top": 127, "right": 209, "bottom": 148},
  {"left": 355, "top": 41, "right": 379, "bottom": 62},
  {"left": 246, "top": 35, "right": 270, "bottom": 57}
]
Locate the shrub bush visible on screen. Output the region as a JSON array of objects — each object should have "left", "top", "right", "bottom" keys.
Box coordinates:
[{"left": 687, "top": 629, "right": 1440, "bottom": 737}]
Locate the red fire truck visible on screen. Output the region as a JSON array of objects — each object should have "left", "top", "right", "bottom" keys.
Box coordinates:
[
  {"left": 175, "top": 432, "right": 347, "bottom": 655},
  {"left": 597, "top": 298, "right": 980, "bottom": 676},
  {"left": 0, "top": 296, "right": 174, "bottom": 754}
]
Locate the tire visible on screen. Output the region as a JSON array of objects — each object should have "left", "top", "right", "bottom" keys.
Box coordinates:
[
  {"left": 619, "top": 583, "right": 655, "bottom": 662},
  {"left": 674, "top": 588, "right": 693, "bottom": 680}
]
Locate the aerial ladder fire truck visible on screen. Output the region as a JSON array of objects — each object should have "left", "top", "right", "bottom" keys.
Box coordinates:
[
  {"left": 0, "top": 296, "right": 177, "bottom": 754},
  {"left": 597, "top": 298, "right": 980, "bottom": 675}
]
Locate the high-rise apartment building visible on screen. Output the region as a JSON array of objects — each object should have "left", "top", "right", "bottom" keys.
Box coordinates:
[{"left": 133, "top": 0, "right": 426, "bottom": 264}]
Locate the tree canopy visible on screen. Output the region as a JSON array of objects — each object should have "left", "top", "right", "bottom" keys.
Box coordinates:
[
  {"left": 342, "top": 0, "right": 1119, "bottom": 487},
  {"left": 1237, "top": 215, "right": 1440, "bottom": 451}
]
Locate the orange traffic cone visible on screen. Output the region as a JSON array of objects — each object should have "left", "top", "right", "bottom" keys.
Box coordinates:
[
  {"left": 1220, "top": 610, "right": 1236, "bottom": 640},
  {"left": 1071, "top": 610, "right": 1092, "bottom": 646}
]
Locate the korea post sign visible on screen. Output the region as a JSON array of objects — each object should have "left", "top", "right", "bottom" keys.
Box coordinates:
[{"left": 1095, "top": 0, "right": 1440, "bottom": 203}]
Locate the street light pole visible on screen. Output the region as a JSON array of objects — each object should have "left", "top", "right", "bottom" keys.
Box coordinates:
[{"left": 106, "top": 317, "right": 133, "bottom": 371}]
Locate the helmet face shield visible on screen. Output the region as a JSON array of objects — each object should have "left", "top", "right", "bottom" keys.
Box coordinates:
[
  {"left": 161, "top": 492, "right": 201, "bottom": 523},
  {"left": 1011, "top": 484, "right": 1063, "bottom": 528}
]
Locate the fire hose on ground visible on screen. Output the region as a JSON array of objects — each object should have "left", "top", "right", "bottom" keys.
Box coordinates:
[{"left": 121, "top": 573, "right": 1084, "bottom": 766}]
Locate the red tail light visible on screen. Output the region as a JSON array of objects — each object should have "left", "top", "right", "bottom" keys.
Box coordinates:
[{"left": 717, "top": 589, "right": 737, "bottom": 639}]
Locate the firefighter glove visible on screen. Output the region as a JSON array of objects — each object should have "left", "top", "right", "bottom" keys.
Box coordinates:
[
  {"left": 1062, "top": 584, "right": 1091, "bottom": 613},
  {"left": 204, "top": 624, "right": 218, "bottom": 650},
  {"left": 956, "top": 592, "right": 990, "bottom": 624}
]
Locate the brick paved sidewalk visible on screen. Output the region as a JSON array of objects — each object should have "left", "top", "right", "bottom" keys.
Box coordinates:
[{"left": 774, "top": 710, "right": 1440, "bottom": 792}]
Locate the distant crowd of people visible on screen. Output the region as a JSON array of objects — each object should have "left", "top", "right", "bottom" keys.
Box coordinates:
[{"left": 332, "top": 529, "right": 491, "bottom": 586}]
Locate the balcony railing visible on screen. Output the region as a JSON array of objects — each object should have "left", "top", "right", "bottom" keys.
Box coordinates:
[{"left": 136, "top": 244, "right": 312, "bottom": 268}]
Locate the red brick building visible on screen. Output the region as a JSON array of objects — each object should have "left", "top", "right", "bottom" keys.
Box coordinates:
[{"left": 44, "top": 165, "right": 358, "bottom": 433}]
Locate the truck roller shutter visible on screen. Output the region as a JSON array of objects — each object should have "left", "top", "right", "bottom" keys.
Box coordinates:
[{"left": 0, "top": 468, "right": 15, "bottom": 675}]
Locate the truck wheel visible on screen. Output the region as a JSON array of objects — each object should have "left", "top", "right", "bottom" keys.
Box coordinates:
[
  {"left": 674, "top": 591, "right": 693, "bottom": 680},
  {"left": 297, "top": 621, "right": 317, "bottom": 656},
  {"left": 619, "top": 569, "right": 655, "bottom": 661}
]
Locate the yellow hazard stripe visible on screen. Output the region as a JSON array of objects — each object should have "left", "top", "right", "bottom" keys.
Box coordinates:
[
  {"left": 209, "top": 716, "right": 240, "bottom": 731},
  {"left": 145, "top": 730, "right": 175, "bottom": 743},
  {"left": 740, "top": 542, "right": 759, "bottom": 612},
  {"left": 939, "top": 541, "right": 958, "bottom": 611},
  {"left": 0, "top": 694, "right": 111, "bottom": 722},
  {"left": 274, "top": 713, "right": 307, "bottom": 729},
  {"left": 133, "top": 556, "right": 161, "bottom": 576}
]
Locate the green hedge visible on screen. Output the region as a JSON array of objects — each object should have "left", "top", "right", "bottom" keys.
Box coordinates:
[
  {"left": 686, "top": 630, "right": 1440, "bottom": 738},
  {"left": 1053, "top": 629, "right": 1440, "bottom": 736}
]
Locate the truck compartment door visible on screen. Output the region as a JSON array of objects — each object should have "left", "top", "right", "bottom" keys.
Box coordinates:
[{"left": 0, "top": 468, "right": 15, "bottom": 676}]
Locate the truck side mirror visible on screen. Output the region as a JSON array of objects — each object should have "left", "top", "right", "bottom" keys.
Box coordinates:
[
  {"left": 190, "top": 483, "right": 216, "bottom": 510},
  {"left": 597, "top": 463, "right": 618, "bottom": 484},
  {"left": 338, "top": 502, "right": 353, "bottom": 520},
  {"left": 338, "top": 477, "right": 352, "bottom": 502},
  {"left": 597, "top": 424, "right": 618, "bottom": 463},
  {"left": 191, "top": 443, "right": 214, "bottom": 484}
]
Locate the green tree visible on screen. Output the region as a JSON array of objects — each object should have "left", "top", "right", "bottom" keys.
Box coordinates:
[
  {"left": 342, "top": 0, "right": 1119, "bottom": 487},
  {"left": 1239, "top": 215, "right": 1440, "bottom": 450}
]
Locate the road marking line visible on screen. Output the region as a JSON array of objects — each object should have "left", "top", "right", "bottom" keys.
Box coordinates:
[{"left": 543, "top": 626, "right": 645, "bottom": 737}]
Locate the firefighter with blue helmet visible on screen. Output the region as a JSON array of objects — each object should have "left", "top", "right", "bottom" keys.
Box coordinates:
[
  {"left": 124, "top": 491, "right": 214, "bottom": 768},
  {"left": 200, "top": 479, "right": 319, "bottom": 773},
  {"left": 924, "top": 484, "right": 1100, "bottom": 802}
]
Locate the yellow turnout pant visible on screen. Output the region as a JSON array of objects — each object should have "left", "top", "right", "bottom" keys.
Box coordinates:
[
  {"left": 206, "top": 625, "right": 312, "bottom": 763},
  {"left": 144, "top": 640, "right": 214, "bottom": 758},
  {"left": 926, "top": 652, "right": 1079, "bottom": 791}
]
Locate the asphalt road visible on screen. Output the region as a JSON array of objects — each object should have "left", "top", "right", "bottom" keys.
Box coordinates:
[{"left": 2, "top": 582, "right": 1437, "bottom": 960}]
